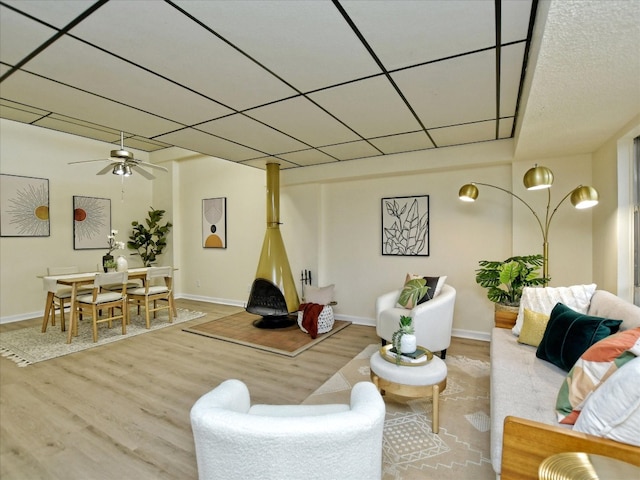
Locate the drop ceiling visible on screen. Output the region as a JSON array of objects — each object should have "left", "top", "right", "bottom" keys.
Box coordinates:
[{"left": 0, "top": 0, "right": 638, "bottom": 171}]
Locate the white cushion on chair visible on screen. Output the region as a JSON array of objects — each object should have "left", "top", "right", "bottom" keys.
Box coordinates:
[
  {"left": 77, "top": 292, "right": 124, "bottom": 304},
  {"left": 127, "top": 285, "right": 169, "bottom": 295}
]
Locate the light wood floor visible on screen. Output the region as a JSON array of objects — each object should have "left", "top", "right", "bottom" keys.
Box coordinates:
[{"left": 0, "top": 299, "right": 489, "bottom": 480}]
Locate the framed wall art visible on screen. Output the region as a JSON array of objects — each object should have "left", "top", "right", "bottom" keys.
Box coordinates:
[
  {"left": 202, "top": 197, "right": 227, "bottom": 248},
  {"left": 73, "top": 195, "right": 111, "bottom": 250},
  {"left": 381, "top": 195, "right": 430, "bottom": 256},
  {"left": 0, "top": 174, "right": 50, "bottom": 237}
]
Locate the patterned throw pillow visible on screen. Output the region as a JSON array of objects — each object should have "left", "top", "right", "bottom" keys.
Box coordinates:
[
  {"left": 555, "top": 327, "right": 640, "bottom": 424},
  {"left": 396, "top": 274, "right": 447, "bottom": 309}
]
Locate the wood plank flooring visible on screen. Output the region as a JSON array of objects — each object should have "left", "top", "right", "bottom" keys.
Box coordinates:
[{"left": 0, "top": 299, "right": 489, "bottom": 480}]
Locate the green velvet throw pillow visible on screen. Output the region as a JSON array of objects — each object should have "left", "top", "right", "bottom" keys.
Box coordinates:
[{"left": 535, "top": 302, "right": 622, "bottom": 371}]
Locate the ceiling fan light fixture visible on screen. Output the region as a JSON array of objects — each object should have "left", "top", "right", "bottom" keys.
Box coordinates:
[
  {"left": 123, "top": 165, "right": 132, "bottom": 176},
  {"left": 112, "top": 164, "right": 126, "bottom": 176}
]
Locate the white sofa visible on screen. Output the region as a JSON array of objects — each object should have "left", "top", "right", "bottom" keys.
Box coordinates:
[
  {"left": 490, "top": 290, "right": 640, "bottom": 479},
  {"left": 376, "top": 284, "right": 456, "bottom": 358},
  {"left": 190, "top": 379, "right": 385, "bottom": 480}
]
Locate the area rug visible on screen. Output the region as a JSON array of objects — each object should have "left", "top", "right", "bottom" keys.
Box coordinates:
[
  {"left": 183, "top": 310, "right": 351, "bottom": 357},
  {"left": 0, "top": 308, "right": 205, "bottom": 367},
  {"left": 302, "top": 344, "right": 494, "bottom": 480}
]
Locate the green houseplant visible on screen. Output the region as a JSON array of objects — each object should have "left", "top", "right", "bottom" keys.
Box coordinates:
[
  {"left": 127, "top": 207, "right": 173, "bottom": 267},
  {"left": 475, "top": 254, "right": 550, "bottom": 327},
  {"left": 391, "top": 315, "right": 416, "bottom": 364}
]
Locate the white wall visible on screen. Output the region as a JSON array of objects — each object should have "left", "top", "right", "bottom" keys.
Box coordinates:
[{"left": 0, "top": 120, "right": 152, "bottom": 320}]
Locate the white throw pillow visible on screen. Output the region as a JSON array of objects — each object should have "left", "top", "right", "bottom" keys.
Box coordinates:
[
  {"left": 512, "top": 284, "right": 597, "bottom": 336},
  {"left": 304, "top": 284, "right": 334, "bottom": 305},
  {"left": 573, "top": 356, "right": 640, "bottom": 446}
]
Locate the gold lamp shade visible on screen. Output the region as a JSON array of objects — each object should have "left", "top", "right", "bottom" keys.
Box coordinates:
[
  {"left": 523, "top": 165, "right": 554, "bottom": 190},
  {"left": 570, "top": 185, "right": 599, "bottom": 209},
  {"left": 458, "top": 183, "right": 479, "bottom": 202}
]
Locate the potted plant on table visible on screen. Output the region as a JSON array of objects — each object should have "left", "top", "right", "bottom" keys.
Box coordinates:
[
  {"left": 391, "top": 315, "right": 416, "bottom": 365},
  {"left": 475, "top": 254, "right": 549, "bottom": 328},
  {"left": 127, "top": 208, "right": 173, "bottom": 267}
]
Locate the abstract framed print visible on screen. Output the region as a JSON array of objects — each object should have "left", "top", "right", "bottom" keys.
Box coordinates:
[
  {"left": 203, "top": 197, "right": 227, "bottom": 248},
  {"left": 381, "top": 195, "right": 429, "bottom": 256},
  {"left": 0, "top": 174, "right": 50, "bottom": 237},
  {"left": 73, "top": 196, "right": 111, "bottom": 250}
]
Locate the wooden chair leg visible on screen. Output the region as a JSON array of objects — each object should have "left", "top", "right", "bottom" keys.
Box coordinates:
[
  {"left": 92, "top": 304, "right": 99, "bottom": 343},
  {"left": 145, "top": 297, "right": 151, "bottom": 329}
]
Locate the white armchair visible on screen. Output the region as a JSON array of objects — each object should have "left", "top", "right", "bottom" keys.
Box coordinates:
[
  {"left": 376, "top": 284, "right": 456, "bottom": 359},
  {"left": 190, "top": 379, "right": 385, "bottom": 480}
]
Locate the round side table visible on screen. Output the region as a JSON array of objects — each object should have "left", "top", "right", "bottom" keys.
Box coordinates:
[{"left": 370, "top": 349, "right": 447, "bottom": 433}]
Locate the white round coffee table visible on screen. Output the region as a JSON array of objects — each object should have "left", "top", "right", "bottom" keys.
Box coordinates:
[{"left": 370, "top": 347, "right": 448, "bottom": 433}]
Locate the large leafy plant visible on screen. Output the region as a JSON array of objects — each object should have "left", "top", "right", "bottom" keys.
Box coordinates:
[
  {"left": 128, "top": 207, "right": 173, "bottom": 267},
  {"left": 475, "top": 254, "right": 549, "bottom": 306}
]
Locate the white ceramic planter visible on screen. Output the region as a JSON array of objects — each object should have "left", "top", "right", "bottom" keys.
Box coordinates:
[{"left": 400, "top": 334, "right": 417, "bottom": 354}]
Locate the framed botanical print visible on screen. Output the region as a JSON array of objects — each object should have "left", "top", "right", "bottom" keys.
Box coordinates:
[
  {"left": 202, "top": 197, "right": 227, "bottom": 248},
  {"left": 73, "top": 196, "right": 111, "bottom": 250},
  {"left": 0, "top": 174, "right": 50, "bottom": 237},
  {"left": 381, "top": 195, "right": 429, "bottom": 256}
]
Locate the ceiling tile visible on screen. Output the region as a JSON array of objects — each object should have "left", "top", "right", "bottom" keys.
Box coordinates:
[
  {"left": 368, "top": 131, "right": 435, "bottom": 155},
  {"left": 500, "top": 43, "right": 526, "bottom": 117},
  {"left": 0, "top": 5, "right": 57, "bottom": 66},
  {"left": 0, "top": 71, "right": 182, "bottom": 137},
  {"left": 499, "top": 117, "right": 514, "bottom": 139},
  {"left": 341, "top": 0, "right": 495, "bottom": 70},
  {"left": 247, "top": 96, "right": 361, "bottom": 146},
  {"left": 197, "top": 114, "right": 308, "bottom": 155},
  {"left": 276, "top": 148, "right": 337, "bottom": 167},
  {"left": 502, "top": 0, "right": 534, "bottom": 43},
  {"left": 174, "top": 0, "right": 381, "bottom": 92},
  {"left": 429, "top": 120, "right": 495, "bottom": 147},
  {"left": 319, "top": 140, "right": 382, "bottom": 161},
  {"left": 0, "top": 104, "right": 45, "bottom": 124},
  {"left": 24, "top": 36, "right": 232, "bottom": 125},
  {"left": 391, "top": 49, "right": 496, "bottom": 129},
  {"left": 309, "top": 76, "right": 423, "bottom": 138},
  {"left": 3, "top": 0, "right": 98, "bottom": 29},
  {"left": 68, "top": 0, "right": 297, "bottom": 110},
  {"left": 33, "top": 116, "right": 123, "bottom": 143},
  {"left": 155, "top": 128, "right": 263, "bottom": 162}
]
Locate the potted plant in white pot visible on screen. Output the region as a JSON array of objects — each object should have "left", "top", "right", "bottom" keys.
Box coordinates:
[
  {"left": 475, "top": 254, "right": 549, "bottom": 328},
  {"left": 391, "top": 315, "right": 417, "bottom": 364}
]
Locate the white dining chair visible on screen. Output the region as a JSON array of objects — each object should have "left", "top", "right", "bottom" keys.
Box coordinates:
[
  {"left": 73, "top": 271, "right": 129, "bottom": 342},
  {"left": 127, "top": 267, "right": 173, "bottom": 329},
  {"left": 45, "top": 266, "right": 92, "bottom": 332}
]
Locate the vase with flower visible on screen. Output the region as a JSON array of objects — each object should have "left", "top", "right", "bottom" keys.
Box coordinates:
[{"left": 103, "top": 229, "right": 126, "bottom": 272}]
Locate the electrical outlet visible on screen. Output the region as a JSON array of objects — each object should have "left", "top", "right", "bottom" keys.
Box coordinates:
[{"left": 196, "top": 280, "right": 200, "bottom": 288}]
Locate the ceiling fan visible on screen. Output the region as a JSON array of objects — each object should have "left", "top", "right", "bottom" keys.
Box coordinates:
[{"left": 68, "top": 132, "right": 168, "bottom": 180}]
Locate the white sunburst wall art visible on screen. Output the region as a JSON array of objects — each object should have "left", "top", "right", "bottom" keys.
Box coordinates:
[
  {"left": 0, "top": 174, "right": 50, "bottom": 237},
  {"left": 73, "top": 195, "right": 111, "bottom": 250},
  {"left": 202, "top": 197, "right": 227, "bottom": 249}
]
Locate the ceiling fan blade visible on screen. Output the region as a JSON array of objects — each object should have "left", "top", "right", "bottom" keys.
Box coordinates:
[
  {"left": 131, "top": 164, "right": 156, "bottom": 180},
  {"left": 97, "top": 163, "right": 116, "bottom": 175},
  {"left": 68, "top": 158, "right": 111, "bottom": 165},
  {"left": 136, "top": 161, "right": 168, "bottom": 172}
]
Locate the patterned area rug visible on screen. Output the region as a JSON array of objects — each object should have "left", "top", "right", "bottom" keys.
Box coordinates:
[
  {"left": 0, "top": 308, "right": 205, "bottom": 367},
  {"left": 302, "top": 344, "right": 494, "bottom": 480},
  {"left": 183, "top": 310, "right": 351, "bottom": 356}
]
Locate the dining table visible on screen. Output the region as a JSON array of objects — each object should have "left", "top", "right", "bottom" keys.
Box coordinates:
[{"left": 41, "top": 267, "right": 176, "bottom": 344}]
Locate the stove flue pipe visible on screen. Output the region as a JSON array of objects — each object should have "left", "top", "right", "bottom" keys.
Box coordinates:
[{"left": 254, "top": 163, "right": 300, "bottom": 313}]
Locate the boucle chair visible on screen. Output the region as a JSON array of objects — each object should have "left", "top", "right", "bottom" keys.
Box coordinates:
[
  {"left": 376, "top": 284, "right": 456, "bottom": 358},
  {"left": 190, "top": 379, "right": 385, "bottom": 480}
]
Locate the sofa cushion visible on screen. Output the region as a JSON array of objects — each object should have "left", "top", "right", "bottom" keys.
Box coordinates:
[
  {"left": 587, "top": 290, "right": 640, "bottom": 330},
  {"left": 513, "top": 284, "right": 597, "bottom": 336},
  {"left": 518, "top": 309, "right": 550, "bottom": 347},
  {"left": 555, "top": 327, "right": 640, "bottom": 424},
  {"left": 536, "top": 303, "right": 622, "bottom": 371},
  {"left": 573, "top": 356, "right": 640, "bottom": 446}
]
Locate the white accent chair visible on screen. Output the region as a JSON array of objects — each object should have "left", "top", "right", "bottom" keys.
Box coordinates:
[
  {"left": 376, "top": 284, "right": 456, "bottom": 359},
  {"left": 190, "top": 379, "right": 386, "bottom": 480}
]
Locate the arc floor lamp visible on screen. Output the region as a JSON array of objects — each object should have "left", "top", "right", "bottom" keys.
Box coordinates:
[{"left": 458, "top": 165, "right": 599, "bottom": 280}]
